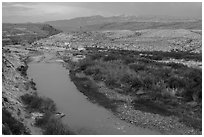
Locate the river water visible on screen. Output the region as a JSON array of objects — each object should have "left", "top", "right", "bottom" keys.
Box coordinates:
[{"left": 27, "top": 58, "right": 160, "bottom": 135}]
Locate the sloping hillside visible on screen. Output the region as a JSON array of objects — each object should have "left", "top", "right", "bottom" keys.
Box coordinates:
[
  {"left": 46, "top": 15, "right": 201, "bottom": 32},
  {"left": 81, "top": 21, "right": 202, "bottom": 31},
  {"left": 2, "top": 23, "right": 62, "bottom": 45}
]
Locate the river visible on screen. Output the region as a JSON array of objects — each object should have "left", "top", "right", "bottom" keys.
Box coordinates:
[{"left": 27, "top": 55, "right": 160, "bottom": 135}]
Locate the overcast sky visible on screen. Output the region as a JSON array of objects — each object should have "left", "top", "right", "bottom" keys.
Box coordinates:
[{"left": 2, "top": 2, "right": 202, "bottom": 23}]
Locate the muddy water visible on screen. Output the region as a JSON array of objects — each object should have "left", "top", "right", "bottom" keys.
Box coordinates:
[{"left": 28, "top": 61, "right": 160, "bottom": 135}]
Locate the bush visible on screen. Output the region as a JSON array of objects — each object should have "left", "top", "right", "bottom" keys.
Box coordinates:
[
  {"left": 167, "top": 62, "right": 186, "bottom": 69},
  {"left": 16, "top": 65, "right": 28, "bottom": 76},
  {"left": 90, "top": 53, "right": 103, "bottom": 60},
  {"left": 142, "top": 75, "right": 155, "bottom": 89},
  {"left": 35, "top": 112, "right": 51, "bottom": 126},
  {"left": 78, "top": 57, "right": 94, "bottom": 71},
  {"left": 21, "top": 93, "right": 56, "bottom": 113},
  {"left": 182, "top": 69, "right": 202, "bottom": 101},
  {"left": 129, "top": 63, "right": 147, "bottom": 71},
  {"left": 105, "top": 75, "right": 118, "bottom": 87},
  {"left": 35, "top": 112, "right": 73, "bottom": 135},
  {"left": 2, "top": 109, "right": 29, "bottom": 135},
  {"left": 103, "top": 54, "right": 117, "bottom": 61},
  {"left": 120, "top": 73, "right": 142, "bottom": 91},
  {"left": 167, "top": 76, "right": 185, "bottom": 89},
  {"left": 84, "top": 66, "right": 101, "bottom": 75},
  {"left": 123, "top": 57, "right": 135, "bottom": 64},
  {"left": 21, "top": 93, "right": 74, "bottom": 135},
  {"left": 43, "top": 118, "right": 72, "bottom": 135}
]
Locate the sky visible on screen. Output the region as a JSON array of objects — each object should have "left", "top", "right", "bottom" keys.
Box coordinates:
[{"left": 2, "top": 2, "right": 202, "bottom": 23}]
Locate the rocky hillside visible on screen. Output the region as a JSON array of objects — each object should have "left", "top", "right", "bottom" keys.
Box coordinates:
[
  {"left": 35, "top": 29, "right": 202, "bottom": 54},
  {"left": 2, "top": 46, "right": 35, "bottom": 134}
]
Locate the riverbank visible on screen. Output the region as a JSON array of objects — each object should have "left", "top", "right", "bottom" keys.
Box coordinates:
[
  {"left": 2, "top": 46, "right": 74, "bottom": 135},
  {"left": 66, "top": 48, "right": 202, "bottom": 135},
  {"left": 3, "top": 46, "right": 38, "bottom": 134}
]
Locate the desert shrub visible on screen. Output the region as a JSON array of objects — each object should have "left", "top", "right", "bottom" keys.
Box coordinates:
[
  {"left": 167, "top": 76, "right": 185, "bottom": 89},
  {"left": 128, "top": 63, "right": 147, "bottom": 71},
  {"left": 35, "top": 113, "right": 73, "bottom": 135},
  {"left": 21, "top": 93, "right": 74, "bottom": 134},
  {"left": 2, "top": 109, "right": 29, "bottom": 135},
  {"left": 90, "top": 52, "right": 103, "bottom": 60},
  {"left": 167, "top": 62, "right": 186, "bottom": 69},
  {"left": 43, "top": 118, "right": 72, "bottom": 135},
  {"left": 149, "top": 81, "right": 169, "bottom": 99},
  {"left": 103, "top": 54, "right": 117, "bottom": 61},
  {"left": 183, "top": 82, "right": 202, "bottom": 102},
  {"left": 120, "top": 73, "right": 133, "bottom": 84},
  {"left": 16, "top": 65, "right": 28, "bottom": 76},
  {"left": 152, "top": 67, "right": 172, "bottom": 80},
  {"left": 182, "top": 69, "right": 202, "bottom": 101},
  {"left": 129, "top": 76, "right": 143, "bottom": 91},
  {"left": 21, "top": 94, "right": 56, "bottom": 113},
  {"left": 123, "top": 57, "right": 135, "bottom": 64},
  {"left": 105, "top": 74, "right": 118, "bottom": 87},
  {"left": 77, "top": 57, "right": 94, "bottom": 71},
  {"left": 142, "top": 75, "right": 155, "bottom": 89},
  {"left": 84, "top": 66, "right": 101, "bottom": 75},
  {"left": 184, "top": 68, "right": 201, "bottom": 81},
  {"left": 35, "top": 112, "right": 51, "bottom": 126}
]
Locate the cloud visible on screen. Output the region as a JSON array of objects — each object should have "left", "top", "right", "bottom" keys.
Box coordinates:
[
  {"left": 3, "top": 3, "right": 75, "bottom": 16},
  {"left": 2, "top": 2, "right": 201, "bottom": 23},
  {"left": 3, "top": 2, "right": 96, "bottom": 22}
]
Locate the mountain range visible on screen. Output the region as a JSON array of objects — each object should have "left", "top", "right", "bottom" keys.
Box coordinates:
[{"left": 46, "top": 15, "right": 202, "bottom": 32}]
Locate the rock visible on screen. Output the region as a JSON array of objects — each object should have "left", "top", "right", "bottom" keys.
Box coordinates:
[
  {"left": 3, "top": 97, "right": 8, "bottom": 102},
  {"left": 187, "top": 101, "right": 198, "bottom": 107},
  {"left": 55, "top": 112, "right": 66, "bottom": 118},
  {"left": 135, "top": 89, "right": 146, "bottom": 95},
  {"left": 31, "top": 112, "right": 44, "bottom": 119}
]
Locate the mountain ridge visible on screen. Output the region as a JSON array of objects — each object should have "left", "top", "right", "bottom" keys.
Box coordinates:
[{"left": 45, "top": 15, "right": 202, "bottom": 32}]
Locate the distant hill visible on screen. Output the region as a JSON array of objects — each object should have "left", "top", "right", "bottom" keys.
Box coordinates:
[
  {"left": 46, "top": 15, "right": 202, "bottom": 32},
  {"left": 80, "top": 21, "right": 202, "bottom": 31},
  {"left": 2, "top": 23, "right": 62, "bottom": 45}
]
